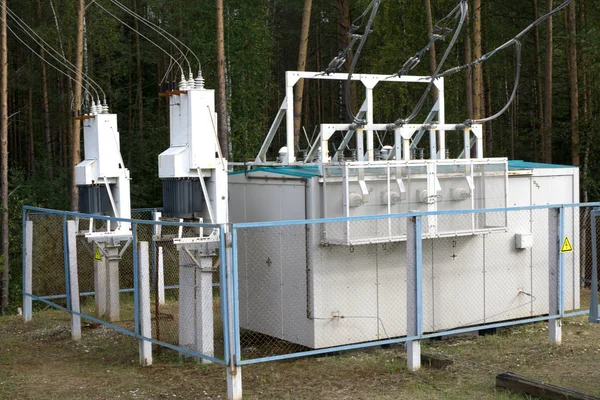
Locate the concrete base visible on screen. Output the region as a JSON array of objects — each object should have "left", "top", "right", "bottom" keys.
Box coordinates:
[
  {"left": 178, "top": 248, "right": 214, "bottom": 362},
  {"left": 407, "top": 341, "right": 421, "bottom": 372},
  {"left": 549, "top": 319, "right": 562, "bottom": 345},
  {"left": 227, "top": 365, "right": 242, "bottom": 400}
]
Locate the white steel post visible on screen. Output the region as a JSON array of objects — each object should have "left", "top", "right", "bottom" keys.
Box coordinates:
[
  {"left": 106, "top": 245, "right": 120, "bottom": 322},
  {"left": 366, "top": 87, "right": 374, "bottom": 162},
  {"left": 226, "top": 230, "right": 242, "bottom": 400},
  {"left": 139, "top": 241, "right": 152, "bottom": 366},
  {"left": 94, "top": 242, "right": 107, "bottom": 318},
  {"left": 67, "top": 220, "right": 81, "bottom": 341},
  {"left": 436, "top": 78, "right": 446, "bottom": 159},
  {"left": 158, "top": 246, "right": 165, "bottom": 306},
  {"left": 178, "top": 248, "right": 195, "bottom": 352},
  {"left": 285, "top": 73, "right": 297, "bottom": 164},
  {"left": 548, "top": 208, "right": 562, "bottom": 344},
  {"left": 197, "top": 256, "right": 214, "bottom": 363},
  {"left": 406, "top": 216, "right": 422, "bottom": 371},
  {"left": 23, "top": 220, "right": 33, "bottom": 322}
]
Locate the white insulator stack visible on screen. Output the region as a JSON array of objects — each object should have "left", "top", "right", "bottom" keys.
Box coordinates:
[{"left": 195, "top": 73, "right": 205, "bottom": 90}]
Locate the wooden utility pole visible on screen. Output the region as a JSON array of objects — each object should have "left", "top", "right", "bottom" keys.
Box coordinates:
[
  {"left": 566, "top": 1, "right": 579, "bottom": 166},
  {"left": 36, "top": 0, "right": 53, "bottom": 180},
  {"left": 293, "top": 0, "right": 313, "bottom": 149},
  {"left": 216, "top": 0, "right": 229, "bottom": 159},
  {"left": 0, "top": 0, "right": 8, "bottom": 314},
  {"left": 543, "top": 0, "right": 553, "bottom": 163},
  {"left": 70, "top": 0, "right": 85, "bottom": 211}
]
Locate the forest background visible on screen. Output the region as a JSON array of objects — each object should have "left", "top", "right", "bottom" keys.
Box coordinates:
[{"left": 0, "top": 0, "right": 595, "bottom": 313}]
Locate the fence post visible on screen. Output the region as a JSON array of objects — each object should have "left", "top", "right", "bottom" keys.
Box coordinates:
[
  {"left": 139, "top": 241, "right": 152, "bottom": 366},
  {"left": 94, "top": 243, "right": 107, "bottom": 318},
  {"left": 590, "top": 210, "right": 599, "bottom": 323},
  {"left": 67, "top": 220, "right": 81, "bottom": 341},
  {"left": 548, "top": 207, "right": 562, "bottom": 344},
  {"left": 406, "top": 216, "right": 423, "bottom": 371},
  {"left": 106, "top": 244, "right": 121, "bottom": 322},
  {"left": 158, "top": 246, "right": 165, "bottom": 306},
  {"left": 23, "top": 220, "right": 33, "bottom": 322},
  {"left": 227, "top": 227, "right": 242, "bottom": 400}
]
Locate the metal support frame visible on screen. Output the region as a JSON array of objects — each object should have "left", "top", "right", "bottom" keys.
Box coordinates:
[{"left": 256, "top": 71, "right": 453, "bottom": 165}]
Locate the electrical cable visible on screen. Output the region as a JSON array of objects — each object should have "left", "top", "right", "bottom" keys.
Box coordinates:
[
  {"left": 344, "top": 0, "right": 381, "bottom": 125},
  {"left": 469, "top": 40, "right": 521, "bottom": 125},
  {"left": 435, "top": 0, "right": 573, "bottom": 125},
  {"left": 388, "top": 0, "right": 468, "bottom": 129},
  {"left": 390, "top": 1, "right": 463, "bottom": 78},
  {"left": 1, "top": 15, "right": 95, "bottom": 108},
  {"left": 93, "top": 0, "right": 185, "bottom": 80},
  {"left": 105, "top": 0, "right": 199, "bottom": 77},
  {"left": 3, "top": 3, "right": 104, "bottom": 106}
]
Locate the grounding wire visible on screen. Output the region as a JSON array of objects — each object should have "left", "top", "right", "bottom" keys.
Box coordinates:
[
  {"left": 3, "top": 4, "right": 104, "bottom": 105},
  {"left": 1, "top": 15, "right": 95, "bottom": 108},
  {"left": 388, "top": 0, "right": 468, "bottom": 129},
  {"left": 93, "top": 0, "right": 185, "bottom": 80},
  {"left": 344, "top": 0, "right": 381, "bottom": 125},
  {"left": 105, "top": 0, "right": 198, "bottom": 77}
]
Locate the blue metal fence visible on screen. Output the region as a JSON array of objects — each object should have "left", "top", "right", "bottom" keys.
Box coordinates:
[{"left": 21, "top": 203, "right": 600, "bottom": 388}]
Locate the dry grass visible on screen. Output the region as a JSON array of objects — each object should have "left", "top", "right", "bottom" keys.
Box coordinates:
[{"left": 2, "top": 301, "right": 600, "bottom": 399}]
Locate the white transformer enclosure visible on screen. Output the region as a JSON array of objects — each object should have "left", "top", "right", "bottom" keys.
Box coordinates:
[
  {"left": 75, "top": 113, "right": 132, "bottom": 323},
  {"left": 157, "top": 83, "right": 228, "bottom": 362},
  {"left": 229, "top": 161, "right": 580, "bottom": 349},
  {"left": 75, "top": 113, "right": 132, "bottom": 233}
]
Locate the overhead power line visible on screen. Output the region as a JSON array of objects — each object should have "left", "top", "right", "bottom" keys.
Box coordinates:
[{"left": 93, "top": 0, "right": 186, "bottom": 81}]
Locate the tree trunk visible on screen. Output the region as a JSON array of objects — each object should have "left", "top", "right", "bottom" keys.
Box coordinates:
[
  {"left": 423, "top": 0, "right": 438, "bottom": 101},
  {"left": 532, "top": 0, "right": 544, "bottom": 161},
  {"left": 216, "top": 0, "right": 229, "bottom": 159},
  {"left": 472, "top": 0, "right": 485, "bottom": 135},
  {"left": 566, "top": 1, "right": 578, "bottom": 166},
  {"left": 71, "top": 0, "right": 85, "bottom": 211},
  {"left": 133, "top": 0, "right": 143, "bottom": 145},
  {"left": 0, "top": 0, "right": 8, "bottom": 314},
  {"left": 294, "top": 0, "right": 313, "bottom": 150},
  {"left": 543, "top": 0, "right": 553, "bottom": 164},
  {"left": 36, "top": 0, "right": 53, "bottom": 179},
  {"left": 28, "top": 88, "right": 35, "bottom": 176}
]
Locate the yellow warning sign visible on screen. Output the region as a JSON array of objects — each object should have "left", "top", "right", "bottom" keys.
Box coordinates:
[
  {"left": 94, "top": 247, "right": 102, "bottom": 260},
  {"left": 560, "top": 236, "right": 573, "bottom": 253}
]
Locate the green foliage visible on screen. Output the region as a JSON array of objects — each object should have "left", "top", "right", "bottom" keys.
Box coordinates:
[{"left": 2, "top": 0, "right": 600, "bottom": 311}]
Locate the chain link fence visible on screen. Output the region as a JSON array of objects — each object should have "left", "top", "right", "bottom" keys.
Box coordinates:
[
  {"left": 23, "top": 207, "right": 227, "bottom": 365},
  {"left": 233, "top": 204, "right": 594, "bottom": 364},
  {"left": 22, "top": 203, "right": 599, "bottom": 369}
]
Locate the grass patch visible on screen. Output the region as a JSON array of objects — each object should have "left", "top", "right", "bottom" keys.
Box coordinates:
[{"left": 2, "top": 302, "right": 600, "bottom": 399}]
